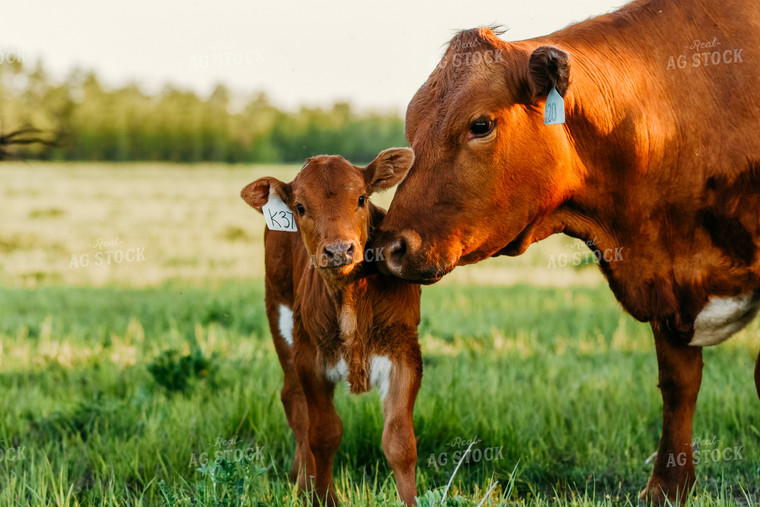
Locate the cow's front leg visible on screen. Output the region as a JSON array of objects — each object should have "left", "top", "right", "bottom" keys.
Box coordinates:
[
  {"left": 640, "top": 321, "right": 703, "bottom": 505},
  {"left": 380, "top": 336, "right": 422, "bottom": 506},
  {"left": 295, "top": 352, "right": 343, "bottom": 506}
]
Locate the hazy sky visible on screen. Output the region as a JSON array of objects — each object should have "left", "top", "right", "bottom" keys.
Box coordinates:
[{"left": 3, "top": 0, "right": 626, "bottom": 112}]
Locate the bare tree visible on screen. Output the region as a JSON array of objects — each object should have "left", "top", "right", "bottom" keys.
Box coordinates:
[{"left": 0, "top": 123, "right": 58, "bottom": 160}]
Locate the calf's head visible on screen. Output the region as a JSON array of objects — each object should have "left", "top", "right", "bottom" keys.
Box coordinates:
[
  {"left": 375, "top": 27, "right": 583, "bottom": 283},
  {"left": 241, "top": 148, "right": 414, "bottom": 278}
]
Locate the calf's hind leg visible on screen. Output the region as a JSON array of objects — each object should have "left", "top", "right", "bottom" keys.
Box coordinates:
[
  {"left": 265, "top": 304, "right": 314, "bottom": 484},
  {"left": 280, "top": 360, "right": 315, "bottom": 485},
  {"left": 295, "top": 346, "right": 343, "bottom": 506}
]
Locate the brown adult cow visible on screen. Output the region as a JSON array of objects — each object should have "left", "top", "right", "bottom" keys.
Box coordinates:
[{"left": 372, "top": 0, "right": 760, "bottom": 503}]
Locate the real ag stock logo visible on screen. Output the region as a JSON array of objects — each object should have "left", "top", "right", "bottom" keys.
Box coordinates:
[
  {"left": 426, "top": 436, "right": 504, "bottom": 469},
  {"left": 667, "top": 37, "right": 744, "bottom": 70},
  {"left": 69, "top": 236, "right": 146, "bottom": 269},
  {"left": 0, "top": 445, "right": 26, "bottom": 462},
  {"left": 188, "top": 37, "right": 265, "bottom": 70},
  {"left": 547, "top": 238, "right": 624, "bottom": 269},
  {"left": 666, "top": 435, "right": 743, "bottom": 468},
  {"left": 188, "top": 436, "right": 266, "bottom": 468}
]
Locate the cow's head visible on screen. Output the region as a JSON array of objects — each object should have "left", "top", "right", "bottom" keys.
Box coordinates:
[
  {"left": 241, "top": 148, "right": 414, "bottom": 281},
  {"left": 375, "top": 27, "right": 583, "bottom": 283}
]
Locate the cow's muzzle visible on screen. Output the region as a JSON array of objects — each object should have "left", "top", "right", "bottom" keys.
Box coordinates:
[{"left": 374, "top": 229, "right": 450, "bottom": 284}]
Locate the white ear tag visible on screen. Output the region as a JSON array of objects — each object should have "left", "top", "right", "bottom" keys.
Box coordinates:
[
  {"left": 262, "top": 196, "right": 297, "bottom": 232},
  {"left": 544, "top": 86, "right": 565, "bottom": 126}
]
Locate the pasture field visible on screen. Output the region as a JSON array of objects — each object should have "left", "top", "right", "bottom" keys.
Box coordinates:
[
  {"left": 0, "top": 163, "right": 758, "bottom": 506},
  {"left": 0, "top": 163, "right": 603, "bottom": 288}
]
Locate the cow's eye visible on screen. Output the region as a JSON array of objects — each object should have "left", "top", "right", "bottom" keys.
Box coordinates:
[
  {"left": 358, "top": 195, "right": 366, "bottom": 207},
  {"left": 469, "top": 118, "right": 495, "bottom": 137},
  {"left": 295, "top": 203, "right": 306, "bottom": 215}
]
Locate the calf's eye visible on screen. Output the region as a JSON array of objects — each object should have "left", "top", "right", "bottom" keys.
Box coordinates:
[
  {"left": 296, "top": 203, "right": 306, "bottom": 215},
  {"left": 469, "top": 118, "right": 495, "bottom": 137},
  {"left": 358, "top": 195, "right": 366, "bottom": 207}
]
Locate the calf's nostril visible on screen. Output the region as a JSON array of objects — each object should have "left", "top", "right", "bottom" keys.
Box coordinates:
[{"left": 321, "top": 241, "right": 357, "bottom": 267}]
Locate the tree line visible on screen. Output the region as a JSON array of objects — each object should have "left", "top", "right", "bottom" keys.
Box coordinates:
[{"left": 0, "top": 59, "right": 407, "bottom": 163}]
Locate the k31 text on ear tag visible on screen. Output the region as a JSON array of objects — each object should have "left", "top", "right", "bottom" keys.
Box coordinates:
[
  {"left": 544, "top": 86, "right": 565, "bottom": 126},
  {"left": 262, "top": 196, "right": 297, "bottom": 231}
]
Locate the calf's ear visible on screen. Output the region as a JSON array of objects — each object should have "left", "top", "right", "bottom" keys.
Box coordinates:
[
  {"left": 364, "top": 147, "right": 415, "bottom": 194},
  {"left": 527, "top": 46, "right": 570, "bottom": 100},
  {"left": 241, "top": 176, "right": 292, "bottom": 212}
]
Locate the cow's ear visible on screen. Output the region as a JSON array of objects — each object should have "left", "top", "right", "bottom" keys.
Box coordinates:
[
  {"left": 527, "top": 46, "right": 570, "bottom": 100},
  {"left": 241, "top": 176, "right": 292, "bottom": 212},
  {"left": 364, "top": 147, "right": 414, "bottom": 194}
]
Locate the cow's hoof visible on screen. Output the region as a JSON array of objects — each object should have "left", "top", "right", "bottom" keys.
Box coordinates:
[
  {"left": 639, "top": 480, "right": 687, "bottom": 506},
  {"left": 639, "top": 485, "right": 668, "bottom": 505}
]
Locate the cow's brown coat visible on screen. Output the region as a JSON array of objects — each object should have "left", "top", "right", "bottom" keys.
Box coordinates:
[{"left": 372, "top": 0, "right": 760, "bottom": 503}]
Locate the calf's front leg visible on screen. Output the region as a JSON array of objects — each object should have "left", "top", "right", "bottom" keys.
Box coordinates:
[
  {"left": 640, "top": 321, "right": 703, "bottom": 505},
  {"left": 295, "top": 349, "right": 343, "bottom": 506},
  {"left": 380, "top": 340, "right": 422, "bottom": 506}
]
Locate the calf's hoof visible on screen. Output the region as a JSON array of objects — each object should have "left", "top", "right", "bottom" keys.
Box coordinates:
[{"left": 310, "top": 489, "right": 338, "bottom": 507}]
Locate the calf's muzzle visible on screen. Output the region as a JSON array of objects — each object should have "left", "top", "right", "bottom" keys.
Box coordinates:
[{"left": 320, "top": 240, "right": 357, "bottom": 268}]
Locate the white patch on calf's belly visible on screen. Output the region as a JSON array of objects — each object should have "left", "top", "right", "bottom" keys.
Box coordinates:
[
  {"left": 690, "top": 292, "right": 760, "bottom": 347},
  {"left": 326, "top": 358, "right": 348, "bottom": 384},
  {"left": 324, "top": 355, "right": 393, "bottom": 400},
  {"left": 277, "top": 305, "right": 294, "bottom": 346},
  {"left": 370, "top": 356, "right": 393, "bottom": 401}
]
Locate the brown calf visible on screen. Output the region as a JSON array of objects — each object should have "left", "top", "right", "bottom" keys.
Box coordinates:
[
  {"left": 373, "top": 0, "right": 760, "bottom": 504},
  {"left": 241, "top": 148, "right": 422, "bottom": 506}
]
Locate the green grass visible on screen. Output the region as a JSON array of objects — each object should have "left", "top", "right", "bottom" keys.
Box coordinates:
[{"left": 0, "top": 282, "right": 758, "bottom": 505}]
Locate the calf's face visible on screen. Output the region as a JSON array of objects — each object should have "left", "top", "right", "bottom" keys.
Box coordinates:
[{"left": 241, "top": 148, "right": 414, "bottom": 277}]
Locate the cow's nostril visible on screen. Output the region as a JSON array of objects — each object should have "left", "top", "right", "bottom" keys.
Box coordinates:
[
  {"left": 387, "top": 237, "right": 407, "bottom": 270},
  {"left": 346, "top": 243, "right": 355, "bottom": 258},
  {"left": 382, "top": 229, "right": 422, "bottom": 276}
]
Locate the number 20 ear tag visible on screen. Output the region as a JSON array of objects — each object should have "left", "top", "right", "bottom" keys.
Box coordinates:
[
  {"left": 262, "top": 195, "right": 297, "bottom": 232},
  {"left": 544, "top": 86, "right": 565, "bottom": 126}
]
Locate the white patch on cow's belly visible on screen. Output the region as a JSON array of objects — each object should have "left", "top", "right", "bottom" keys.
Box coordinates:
[
  {"left": 277, "top": 304, "right": 294, "bottom": 346},
  {"left": 370, "top": 355, "right": 393, "bottom": 401},
  {"left": 690, "top": 292, "right": 760, "bottom": 347},
  {"left": 326, "top": 358, "right": 348, "bottom": 384}
]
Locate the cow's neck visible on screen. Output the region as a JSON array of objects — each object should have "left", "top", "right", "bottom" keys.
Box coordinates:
[
  {"left": 536, "top": 14, "right": 705, "bottom": 331},
  {"left": 511, "top": 0, "right": 760, "bottom": 333}
]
